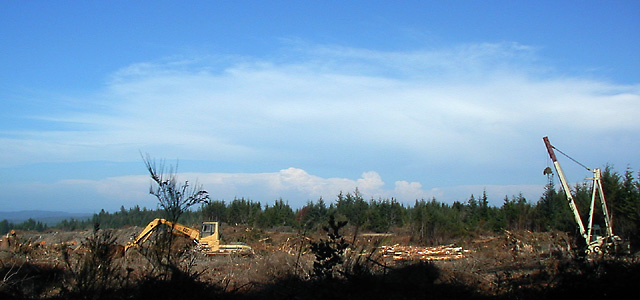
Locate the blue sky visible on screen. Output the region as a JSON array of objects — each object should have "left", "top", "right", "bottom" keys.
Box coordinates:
[{"left": 1, "top": 1, "right": 639, "bottom": 213}]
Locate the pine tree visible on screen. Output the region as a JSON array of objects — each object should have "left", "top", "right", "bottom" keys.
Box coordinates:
[
  {"left": 615, "top": 168, "right": 640, "bottom": 247},
  {"left": 201, "top": 200, "right": 227, "bottom": 222}
]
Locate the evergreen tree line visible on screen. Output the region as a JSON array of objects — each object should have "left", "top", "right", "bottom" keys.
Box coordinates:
[
  {"left": 3, "top": 166, "right": 639, "bottom": 248},
  {"left": 0, "top": 218, "right": 48, "bottom": 234}
]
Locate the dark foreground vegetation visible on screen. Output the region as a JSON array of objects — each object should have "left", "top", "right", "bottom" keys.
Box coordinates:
[{"left": 3, "top": 259, "right": 639, "bottom": 300}]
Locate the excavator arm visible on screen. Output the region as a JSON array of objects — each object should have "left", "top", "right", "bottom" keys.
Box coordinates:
[{"left": 125, "top": 218, "right": 201, "bottom": 251}]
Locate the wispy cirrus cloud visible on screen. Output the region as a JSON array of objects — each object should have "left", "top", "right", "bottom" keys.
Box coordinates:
[
  {"left": 1, "top": 42, "right": 638, "bottom": 211},
  {"left": 4, "top": 42, "right": 639, "bottom": 167}
]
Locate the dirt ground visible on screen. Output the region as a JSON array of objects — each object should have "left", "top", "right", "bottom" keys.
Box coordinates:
[{"left": 2, "top": 225, "right": 637, "bottom": 299}]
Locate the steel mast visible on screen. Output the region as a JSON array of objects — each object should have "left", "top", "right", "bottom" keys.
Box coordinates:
[{"left": 543, "top": 136, "right": 588, "bottom": 240}]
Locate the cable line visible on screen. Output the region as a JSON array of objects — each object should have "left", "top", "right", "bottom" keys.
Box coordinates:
[{"left": 551, "top": 145, "right": 591, "bottom": 171}]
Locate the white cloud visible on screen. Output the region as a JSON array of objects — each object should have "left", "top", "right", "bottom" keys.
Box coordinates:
[
  {"left": 0, "top": 168, "right": 454, "bottom": 212},
  {"left": 6, "top": 167, "right": 545, "bottom": 211},
  {"left": 394, "top": 180, "right": 430, "bottom": 200},
  {"left": 194, "top": 168, "right": 397, "bottom": 205}
]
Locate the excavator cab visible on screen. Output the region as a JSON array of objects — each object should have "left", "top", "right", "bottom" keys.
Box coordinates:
[{"left": 201, "top": 222, "right": 216, "bottom": 238}]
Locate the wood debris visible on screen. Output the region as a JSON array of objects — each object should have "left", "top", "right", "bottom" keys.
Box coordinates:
[{"left": 379, "top": 244, "right": 469, "bottom": 261}]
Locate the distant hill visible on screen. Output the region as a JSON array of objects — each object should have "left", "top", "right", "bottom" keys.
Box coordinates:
[{"left": 0, "top": 210, "right": 92, "bottom": 226}]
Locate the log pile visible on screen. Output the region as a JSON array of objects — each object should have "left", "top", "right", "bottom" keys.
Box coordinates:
[{"left": 379, "top": 244, "right": 469, "bottom": 261}]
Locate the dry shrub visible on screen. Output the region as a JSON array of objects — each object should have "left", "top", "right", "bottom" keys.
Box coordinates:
[
  {"left": 62, "top": 224, "right": 127, "bottom": 299},
  {"left": 0, "top": 258, "right": 65, "bottom": 299},
  {"left": 125, "top": 223, "right": 203, "bottom": 284}
]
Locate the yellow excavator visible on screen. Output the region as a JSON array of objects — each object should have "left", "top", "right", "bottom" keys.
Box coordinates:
[{"left": 125, "top": 219, "right": 253, "bottom": 255}]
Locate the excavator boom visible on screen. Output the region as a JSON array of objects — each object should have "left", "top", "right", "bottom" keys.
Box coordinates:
[{"left": 125, "top": 218, "right": 201, "bottom": 251}]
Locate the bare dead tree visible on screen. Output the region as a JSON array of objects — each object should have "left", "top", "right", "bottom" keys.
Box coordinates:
[
  {"left": 140, "top": 153, "right": 210, "bottom": 280},
  {"left": 142, "top": 153, "right": 210, "bottom": 223}
]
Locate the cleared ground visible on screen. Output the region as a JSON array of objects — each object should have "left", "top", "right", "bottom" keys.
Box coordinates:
[{"left": 1, "top": 225, "right": 638, "bottom": 299}]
